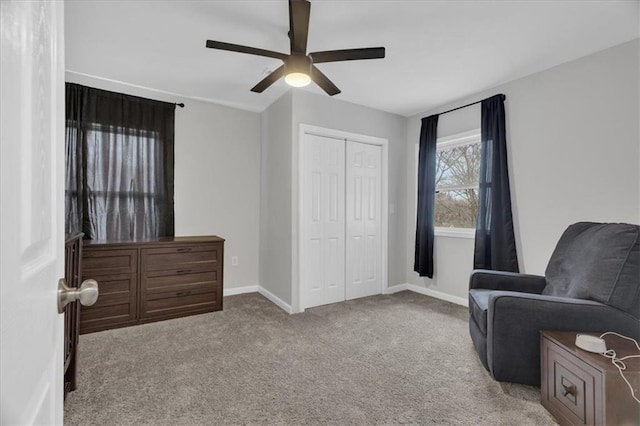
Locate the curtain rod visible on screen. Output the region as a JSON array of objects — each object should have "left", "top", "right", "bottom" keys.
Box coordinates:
[
  {"left": 434, "top": 93, "right": 505, "bottom": 117},
  {"left": 175, "top": 103, "right": 185, "bottom": 108}
]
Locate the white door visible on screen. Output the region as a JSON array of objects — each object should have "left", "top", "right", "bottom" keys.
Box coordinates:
[
  {"left": 300, "top": 134, "right": 346, "bottom": 309},
  {"left": 1, "top": 1, "right": 66, "bottom": 424},
  {"left": 346, "top": 142, "right": 383, "bottom": 300},
  {"left": 299, "top": 129, "right": 385, "bottom": 310}
]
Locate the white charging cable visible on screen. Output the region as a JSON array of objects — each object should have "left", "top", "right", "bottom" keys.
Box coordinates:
[{"left": 599, "top": 332, "right": 640, "bottom": 404}]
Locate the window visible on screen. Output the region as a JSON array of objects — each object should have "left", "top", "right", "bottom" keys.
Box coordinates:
[
  {"left": 65, "top": 82, "right": 175, "bottom": 241},
  {"left": 435, "top": 130, "right": 481, "bottom": 232},
  {"left": 83, "top": 124, "right": 167, "bottom": 239},
  {"left": 416, "top": 129, "right": 481, "bottom": 238}
]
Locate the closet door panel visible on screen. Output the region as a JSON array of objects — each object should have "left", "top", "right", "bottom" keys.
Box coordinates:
[
  {"left": 346, "top": 141, "right": 382, "bottom": 300},
  {"left": 301, "top": 134, "right": 345, "bottom": 309}
]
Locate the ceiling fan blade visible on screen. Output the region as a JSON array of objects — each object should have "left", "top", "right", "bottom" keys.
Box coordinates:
[
  {"left": 206, "top": 40, "right": 288, "bottom": 61},
  {"left": 310, "top": 65, "right": 341, "bottom": 96},
  {"left": 289, "top": 0, "right": 310, "bottom": 54},
  {"left": 310, "top": 47, "right": 385, "bottom": 64},
  {"left": 251, "top": 65, "right": 285, "bottom": 93}
]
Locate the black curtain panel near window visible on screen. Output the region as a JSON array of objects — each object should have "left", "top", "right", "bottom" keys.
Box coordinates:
[
  {"left": 474, "top": 94, "right": 519, "bottom": 272},
  {"left": 65, "top": 83, "right": 175, "bottom": 241},
  {"left": 414, "top": 94, "right": 518, "bottom": 278},
  {"left": 414, "top": 115, "right": 439, "bottom": 278}
]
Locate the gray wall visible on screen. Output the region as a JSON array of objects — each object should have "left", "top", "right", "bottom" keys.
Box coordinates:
[
  {"left": 258, "top": 89, "right": 409, "bottom": 308},
  {"left": 291, "top": 90, "right": 409, "bottom": 289},
  {"left": 65, "top": 72, "right": 262, "bottom": 291},
  {"left": 67, "top": 38, "right": 639, "bottom": 308},
  {"left": 406, "top": 39, "right": 640, "bottom": 301},
  {"left": 259, "top": 91, "right": 294, "bottom": 304}
]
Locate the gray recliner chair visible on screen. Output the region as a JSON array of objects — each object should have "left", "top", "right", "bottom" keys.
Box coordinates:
[{"left": 468, "top": 222, "right": 640, "bottom": 385}]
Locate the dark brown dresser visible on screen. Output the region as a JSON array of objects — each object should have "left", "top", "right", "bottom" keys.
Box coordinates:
[
  {"left": 63, "top": 233, "right": 83, "bottom": 397},
  {"left": 80, "top": 236, "right": 224, "bottom": 334},
  {"left": 541, "top": 330, "right": 640, "bottom": 425}
]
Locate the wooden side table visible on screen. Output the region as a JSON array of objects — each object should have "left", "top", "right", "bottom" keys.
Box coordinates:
[{"left": 540, "top": 330, "right": 640, "bottom": 425}]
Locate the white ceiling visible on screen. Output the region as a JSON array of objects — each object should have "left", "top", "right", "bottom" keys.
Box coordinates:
[{"left": 65, "top": 1, "right": 639, "bottom": 117}]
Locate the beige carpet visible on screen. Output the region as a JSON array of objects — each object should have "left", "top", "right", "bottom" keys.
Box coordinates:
[{"left": 64, "top": 291, "right": 556, "bottom": 425}]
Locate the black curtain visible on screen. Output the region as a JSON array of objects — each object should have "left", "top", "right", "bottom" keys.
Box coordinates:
[
  {"left": 474, "top": 94, "right": 519, "bottom": 272},
  {"left": 414, "top": 115, "right": 439, "bottom": 278},
  {"left": 65, "top": 83, "right": 175, "bottom": 241}
]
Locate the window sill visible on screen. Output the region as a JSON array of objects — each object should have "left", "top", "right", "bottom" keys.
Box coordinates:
[{"left": 435, "top": 227, "right": 475, "bottom": 239}]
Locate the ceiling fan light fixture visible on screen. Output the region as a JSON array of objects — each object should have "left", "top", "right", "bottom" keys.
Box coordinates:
[
  {"left": 284, "top": 54, "right": 312, "bottom": 88},
  {"left": 205, "top": 0, "right": 385, "bottom": 95},
  {"left": 284, "top": 72, "right": 311, "bottom": 87}
]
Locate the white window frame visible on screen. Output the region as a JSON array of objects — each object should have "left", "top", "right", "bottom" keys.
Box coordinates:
[{"left": 416, "top": 129, "right": 481, "bottom": 239}]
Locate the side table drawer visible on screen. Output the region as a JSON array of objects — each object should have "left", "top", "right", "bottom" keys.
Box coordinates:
[{"left": 541, "top": 336, "right": 603, "bottom": 425}]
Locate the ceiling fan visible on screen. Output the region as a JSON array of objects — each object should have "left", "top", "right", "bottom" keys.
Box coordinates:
[{"left": 205, "top": 0, "right": 385, "bottom": 96}]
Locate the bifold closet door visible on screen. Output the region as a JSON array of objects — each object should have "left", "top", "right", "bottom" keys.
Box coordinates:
[
  {"left": 345, "top": 141, "right": 382, "bottom": 300},
  {"left": 300, "top": 134, "right": 346, "bottom": 309}
]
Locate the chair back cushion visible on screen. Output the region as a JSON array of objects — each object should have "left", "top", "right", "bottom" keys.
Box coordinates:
[{"left": 543, "top": 222, "right": 639, "bottom": 318}]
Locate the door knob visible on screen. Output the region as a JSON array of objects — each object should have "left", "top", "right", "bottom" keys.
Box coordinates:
[{"left": 57, "top": 278, "right": 99, "bottom": 313}]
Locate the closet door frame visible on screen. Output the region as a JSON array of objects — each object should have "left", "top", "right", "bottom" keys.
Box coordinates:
[{"left": 293, "top": 124, "right": 388, "bottom": 313}]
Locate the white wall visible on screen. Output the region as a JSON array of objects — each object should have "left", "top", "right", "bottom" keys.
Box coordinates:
[
  {"left": 259, "top": 91, "right": 294, "bottom": 304},
  {"left": 65, "top": 72, "right": 262, "bottom": 290},
  {"left": 406, "top": 39, "right": 640, "bottom": 301}
]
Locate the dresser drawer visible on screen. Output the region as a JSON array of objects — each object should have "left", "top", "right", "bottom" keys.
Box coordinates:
[
  {"left": 141, "top": 244, "right": 221, "bottom": 272},
  {"left": 83, "top": 248, "right": 137, "bottom": 275},
  {"left": 142, "top": 269, "right": 220, "bottom": 295},
  {"left": 79, "top": 272, "right": 137, "bottom": 333},
  {"left": 140, "top": 286, "right": 220, "bottom": 319}
]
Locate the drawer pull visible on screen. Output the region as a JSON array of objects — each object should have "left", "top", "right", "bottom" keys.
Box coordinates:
[
  {"left": 176, "top": 290, "right": 192, "bottom": 297},
  {"left": 176, "top": 269, "right": 192, "bottom": 275},
  {"left": 176, "top": 248, "right": 192, "bottom": 253},
  {"left": 562, "top": 383, "right": 576, "bottom": 397}
]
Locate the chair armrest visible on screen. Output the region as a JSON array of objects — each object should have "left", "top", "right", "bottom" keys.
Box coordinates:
[
  {"left": 469, "top": 270, "right": 546, "bottom": 294},
  {"left": 486, "top": 291, "right": 640, "bottom": 385}
]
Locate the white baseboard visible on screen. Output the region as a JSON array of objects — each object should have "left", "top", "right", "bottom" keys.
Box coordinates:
[
  {"left": 385, "top": 283, "right": 468, "bottom": 307},
  {"left": 258, "top": 286, "right": 293, "bottom": 314},
  {"left": 223, "top": 285, "right": 259, "bottom": 297},
  {"left": 222, "top": 284, "right": 293, "bottom": 314},
  {"left": 225, "top": 283, "right": 464, "bottom": 312},
  {"left": 384, "top": 284, "right": 409, "bottom": 294}
]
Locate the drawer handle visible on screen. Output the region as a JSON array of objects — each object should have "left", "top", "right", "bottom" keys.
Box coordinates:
[
  {"left": 176, "top": 269, "right": 192, "bottom": 275},
  {"left": 176, "top": 290, "right": 192, "bottom": 297},
  {"left": 176, "top": 248, "right": 192, "bottom": 253},
  {"left": 562, "top": 383, "right": 575, "bottom": 397}
]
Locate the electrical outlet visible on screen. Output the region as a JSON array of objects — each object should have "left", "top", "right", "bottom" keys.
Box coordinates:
[{"left": 231, "top": 256, "right": 239, "bottom": 266}]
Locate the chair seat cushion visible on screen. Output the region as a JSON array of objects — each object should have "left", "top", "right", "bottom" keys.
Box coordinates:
[{"left": 469, "top": 289, "right": 492, "bottom": 335}]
